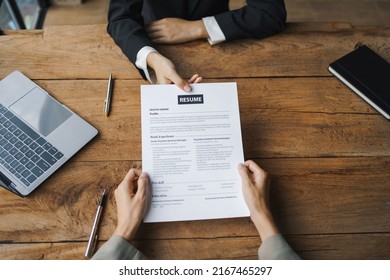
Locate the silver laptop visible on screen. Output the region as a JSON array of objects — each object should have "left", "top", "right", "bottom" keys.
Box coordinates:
[{"left": 0, "top": 71, "right": 98, "bottom": 196}]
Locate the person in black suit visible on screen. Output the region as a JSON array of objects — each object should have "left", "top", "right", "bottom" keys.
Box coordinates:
[{"left": 108, "top": 0, "right": 287, "bottom": 91}]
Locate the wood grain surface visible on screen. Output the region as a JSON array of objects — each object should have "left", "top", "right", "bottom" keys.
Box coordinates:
[
  {"left": 1, "top": 233, "right": 389, "bottom": 260},
  {"left": 20, "top": 79, "right": 390, "bottom": 162},
  {"left": 0, "top": 23, "right": 389, "bottom": 259},
  {"left": 0, "top": 158, "right": 389, "bottom": 241},
  {"left": 1, "top": 24, "right": 389, "bottom": 80}
]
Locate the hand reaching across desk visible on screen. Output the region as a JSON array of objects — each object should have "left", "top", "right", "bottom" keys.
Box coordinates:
[
  {"left": 107, "top": 0, "right": 286, "bottom": 91},
  {"left": 92, "top": 168, "right": 149, "bottom": 260},
  {"left": 238, "top": 161, "right": 300, "bottom": 260},
  {"left": 113, "top": 169, "right": 150, "bottom": 242},
  {"left": 92, "top": 162, "right": 300, "bottom": 260},
  {"left": 146, "top": 51, "right": 202, "bottom": 92},
  {"left": 238, "top": 160, "right": 280, "bottom": 241}
]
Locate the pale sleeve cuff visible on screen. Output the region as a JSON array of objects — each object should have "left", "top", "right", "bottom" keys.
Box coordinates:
[
  {"left": 135, "top": 46, "right": 158, "bottom": 83},
  {"left": 258, "top": 234, "right": 301, "bottom": 260},
  {"left": 202, "top": 16, "right": 226, "bottom": 45},
  {"left": 92, "top": 235, "right": 147, "bottom": 260}
]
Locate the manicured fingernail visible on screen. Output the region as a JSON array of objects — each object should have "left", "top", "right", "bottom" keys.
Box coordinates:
[{"left": 184, "top": 85, "right": 191, "bottom": 92}]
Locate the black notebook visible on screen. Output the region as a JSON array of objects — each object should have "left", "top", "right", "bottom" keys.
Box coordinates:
[{"left": 328, "top": 44, "right": 390, "bottom": 119}]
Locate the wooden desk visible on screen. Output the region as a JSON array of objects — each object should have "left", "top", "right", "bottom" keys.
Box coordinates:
[{"left": 0, "top": 23, "right": 389, "bottom": 260}]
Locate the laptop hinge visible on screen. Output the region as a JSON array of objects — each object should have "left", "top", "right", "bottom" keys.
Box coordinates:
[{"left": 0, "top": 171, "right": 23, "bottom": 197}]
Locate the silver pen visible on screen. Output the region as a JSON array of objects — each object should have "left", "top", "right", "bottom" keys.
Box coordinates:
[
  {"left": 85, "top": 189, "right": 107, "bottom": 258},
  {"left": 104, "top": 74, "right": 113, "bottom": 116}
]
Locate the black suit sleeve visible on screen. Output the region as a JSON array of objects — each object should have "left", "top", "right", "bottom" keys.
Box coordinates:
[
  {"left": 107, "top": 0, "right": 154, "bottom": 79},
  {"left": 214, "top": 0, "right": 287, "bottom": 40}
]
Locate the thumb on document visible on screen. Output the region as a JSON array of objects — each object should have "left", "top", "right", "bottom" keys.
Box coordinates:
[
  {"left": 238, "top": 163, "right": 251, "bottom": 184},
  {"left": 136, "top": 172, "right": 149, "bottom": 198},
  {"left": 171, "top": 74, "right": 191, "bottom": 92}
]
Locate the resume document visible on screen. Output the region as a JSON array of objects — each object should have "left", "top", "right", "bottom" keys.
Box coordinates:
[{"left": 141, "top": 83, "right": 249, "bottom": 222}]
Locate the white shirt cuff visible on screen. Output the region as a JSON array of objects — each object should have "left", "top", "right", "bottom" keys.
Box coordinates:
[
  {"left": 202, "top": 16, "right": 226, "bottom": 45},
  {"left": 135, "top": 46, "right": 158, "bottom": 83}
]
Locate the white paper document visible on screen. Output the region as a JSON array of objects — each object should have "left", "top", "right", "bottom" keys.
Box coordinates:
[{"left": 141, "top": 82, "right": 249, "bottom": 223}]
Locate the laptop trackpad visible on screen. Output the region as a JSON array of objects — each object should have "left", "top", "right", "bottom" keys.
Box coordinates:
[{"left": 10, "top": 87, "right": 72, "bottom": 137}]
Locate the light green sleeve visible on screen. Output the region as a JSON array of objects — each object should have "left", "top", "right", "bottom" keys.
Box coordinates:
[
  {"left": 92, "top": 235, "right": 147, "bottom": 260},
  {"left": 258, "top": 234, "right": 301, "bottom": 260}
]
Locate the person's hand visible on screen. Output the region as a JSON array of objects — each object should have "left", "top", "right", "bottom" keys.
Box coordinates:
[
  {"left": 147, "top": 52, "right": 202, "bottom": 92},
  {"left": 146, "top": 18, "right": 208, "bottom": 44},
  {"left": 188, "top": 73, "right": 202, "bottom": 84},
  {"left": 238, "top": 160, "right": 280, "bottom": 240},
  {"left": 113, "top": 168, "right": 150, "bottom": 241}
]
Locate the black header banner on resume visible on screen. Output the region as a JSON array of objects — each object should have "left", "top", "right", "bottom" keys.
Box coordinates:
[{"left": 178, "top": 94, "right": 204, "bottom": 105}]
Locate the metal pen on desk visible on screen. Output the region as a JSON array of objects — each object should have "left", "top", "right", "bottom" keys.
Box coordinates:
[
  {"left": 85, "top": 189, "right": 107, "bottom": 258},
  {"left": 104, "top": 74, "right": 114, "bottom": 116}
]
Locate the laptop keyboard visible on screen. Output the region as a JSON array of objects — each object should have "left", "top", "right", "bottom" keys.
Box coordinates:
[{"left": 0, "top": 103, "right": 64, "bottom": 187}]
